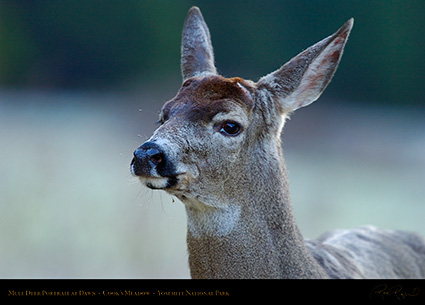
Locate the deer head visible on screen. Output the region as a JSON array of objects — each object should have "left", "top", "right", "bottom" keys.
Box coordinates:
[{"left": 131, "top": 7, "right": 353, "bottom": 238}]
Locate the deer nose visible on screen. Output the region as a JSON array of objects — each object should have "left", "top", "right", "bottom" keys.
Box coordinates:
[
  {"left": 132, "top": 142, "right": 166, "bottom": 175},
  {"left": 144, "top": 146, "right": 164, "bottom": 166}
]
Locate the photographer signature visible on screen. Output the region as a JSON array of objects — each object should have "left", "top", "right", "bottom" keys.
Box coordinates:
[{"left": 370, "top": 284, "right": 420, "bottom": 301}]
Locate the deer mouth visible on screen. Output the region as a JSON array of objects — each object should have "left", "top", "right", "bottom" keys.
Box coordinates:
[
  {"left": 140, "top": 175, "right": 179, "bottom": 190},
  {"left": 132, "top": 167, "right": 187, "bottom": 190}
]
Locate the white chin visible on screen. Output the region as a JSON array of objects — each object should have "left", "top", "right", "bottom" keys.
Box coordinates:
[{"left": 139, "top": 177, "right": 170, "bottom": 190}]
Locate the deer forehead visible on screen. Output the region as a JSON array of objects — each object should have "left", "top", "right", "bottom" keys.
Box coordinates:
[{"left": 160, "top": 75, "right": 255, "bottom": 124}]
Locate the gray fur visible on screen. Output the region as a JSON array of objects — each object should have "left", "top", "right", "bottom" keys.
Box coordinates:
[
  {"left": 307, "top": 226, "right": 425, "bottom": 278},
  {"left": 131, "top": 7, "right": 425, "bottom": 279},
  {"left": 181, "top": 7, "right": 217, "bottom": 81}
]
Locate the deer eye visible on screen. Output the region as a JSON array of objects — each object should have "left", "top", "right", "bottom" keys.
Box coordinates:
[{"left": 219, "top": 121, "right": 242, "bottom": 136}]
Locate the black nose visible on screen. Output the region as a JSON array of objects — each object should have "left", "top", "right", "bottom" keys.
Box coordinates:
[
  {"left": 136, "top": 143, "right": 165, "bottom": 166},
  {"left": 132, "top": 142, "right": 166, "bottom": 176},
  {"left": 132, "top": 142, "right": 165, "bottom": 171}
]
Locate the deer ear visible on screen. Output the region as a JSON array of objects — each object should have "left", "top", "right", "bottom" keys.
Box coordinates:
[
  {"left": 257, "top": 18, "right": 354, "bottom": 113},
  {"left": 181, "top": 7, "right": 217, "bottom": 81}
]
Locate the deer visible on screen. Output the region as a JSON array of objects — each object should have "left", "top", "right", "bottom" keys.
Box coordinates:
[{"left": 130, "top": 6, "right": 425, "bottom": 279}]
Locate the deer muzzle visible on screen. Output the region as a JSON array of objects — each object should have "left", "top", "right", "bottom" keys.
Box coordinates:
[{"left": 131, "top": 141, "right": 179, "bottom": 189}]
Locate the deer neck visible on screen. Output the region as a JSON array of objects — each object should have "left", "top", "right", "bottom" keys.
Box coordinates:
[{"left": 183, "top": 143, "right": 327, "bottom": 279}]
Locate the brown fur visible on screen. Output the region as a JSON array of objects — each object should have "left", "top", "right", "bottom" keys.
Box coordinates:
[{"left": 161, "top": 76, "right": 254, "bottom": 124}]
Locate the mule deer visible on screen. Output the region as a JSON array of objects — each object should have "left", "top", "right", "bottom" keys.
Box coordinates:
[{"left": 131, "top": 7, "right": 425, "bottom": 278}]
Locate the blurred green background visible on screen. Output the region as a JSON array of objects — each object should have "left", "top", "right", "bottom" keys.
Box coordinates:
[{"left": 1, "top": 0, "right": 424, "bottom": 278}]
